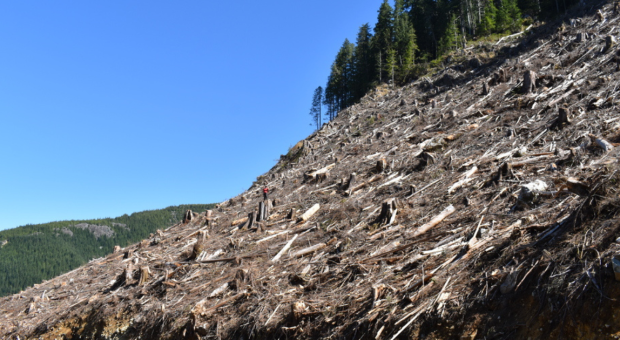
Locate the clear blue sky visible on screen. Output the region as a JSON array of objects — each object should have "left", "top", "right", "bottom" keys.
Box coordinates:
[{"left": 0, "top": 1, "right": 384, "bottom": 231}]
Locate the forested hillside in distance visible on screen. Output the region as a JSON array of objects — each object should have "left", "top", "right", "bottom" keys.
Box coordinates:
[
  {"left": 312, "top": 0, "right": 577, "bottom": 127},
  {"left": 0, "top": 204, "right": 215, "bottom": 296}
]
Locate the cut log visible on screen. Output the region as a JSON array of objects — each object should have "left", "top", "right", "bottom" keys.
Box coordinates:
[
  {"left": 232, "top": 216, "right": 248, "bottom": 227},
  {"left": 411, "top": 205, "right": 456, "bottom": 238},
  {"left": 448, "top": 166, "right": 478, "bottom": 194},
  {"left": 291, "top": 243, "right": 326, "bottom": 258},
  {"left": 589, "top": 134, "right": 614, "bottom": 152},
  {"left": 298, "top": 204, "right": 320, "bottom": 222},
  {"left": 304, "top": 163, "right": 335, "bottom": 182},
  {"left": 519, "top": 180, "right": 548, "bottom": 202},
  {"left": 523, "top": 70, "right": 537, "bottom": 93},
  {"left": 272, "top": 234, "right": 298, "bottom": 262}
]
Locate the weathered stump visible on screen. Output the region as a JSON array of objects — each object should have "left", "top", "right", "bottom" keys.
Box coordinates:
[
  {"left": 138, "top": 266, "right": 150, "bottom": 286},
  {"left": 183, "top": 209, "right": 193, "bottom": 223},
  {"left": 345, "top": 173, "right": 357, "bottom": 191},
  {"left": 482, "top": 81, "right": 489, "bottom": 95},
  {"left": 575, "top": 32, "right": 586, "bottom": 43},
  {"left": 286, "top": 208, "right": 296, "bottom": 220},
  {"left": 377, "top": 198, "right": 398, "bottom": 225},
  {"left": 558, "top": 107, "right": 571, "bottom": 126},
  {"left": 246, "top": 212, "right": 255, "bottom": 230},
  {"left": 523, "top": 70, "right": 537, "bottom": 93},
  {"left": 257, "top": 202, "right": 265, "bottom": 222},
  {"left": 605, "top": 35, "right": 616, "bottom": 52},
  {"left": 376, "top": 158, "right": 387, "bottom": 173}
]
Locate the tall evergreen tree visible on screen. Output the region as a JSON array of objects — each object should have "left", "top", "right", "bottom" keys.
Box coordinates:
[
  {"left": 310, "top": 86, "right": 323, "bottom": 130},
  {"left": 394, "top": 8, "right": 417, "bottom": 82},
  {"left": 495, "top": 0, "right": 511, "bottom": 33},
  {"left": 438, "top": 14, "right": 459, "bottom": 55},
  {"left": 479, "top": 0, "right": 497, "bottom": 36},
  {"left": 372, "top": 0, "right": 394, "bottom": 83},
  {"left": 506, "top": 0, "right": 522, "bottom": 32},
  {"left": 352, "top": 24, "right": 375, "bottom": 100}
]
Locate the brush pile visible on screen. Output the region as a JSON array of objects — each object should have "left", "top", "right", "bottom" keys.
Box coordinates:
[{"left": 3, "top": 1, "right": 620, "bottom": 339}]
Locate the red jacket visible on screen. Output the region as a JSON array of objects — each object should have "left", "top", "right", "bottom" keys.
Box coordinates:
[{"left": 263, "top": 188, "right": 269, "bottom": 194}]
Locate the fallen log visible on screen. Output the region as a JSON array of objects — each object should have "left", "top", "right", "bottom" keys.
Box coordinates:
[
  {"left": 448, "top": 166, "right": 478, "bottom": 194},
  {"left": 298, "top": 204, "right": 320, "bottom": 222},
  {"left": 272, "top": 234, "right": 299, "bottom": 262},
  {"left": 411, "top": 205, "right": 456, "bottom": 238},
  {"left": 291, "top": 243, "right": 326, "bottom": 258},
  {"left": 589, "top": 134, "right": 614, "bottom": 152}
]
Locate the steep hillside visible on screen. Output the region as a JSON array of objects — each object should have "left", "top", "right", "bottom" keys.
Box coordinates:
[
  {"left": 0, "top": 204, "right": 215, "bottom": 297},
  {"left": 3, "top": 2, "right": 620, "bottom": 339}
]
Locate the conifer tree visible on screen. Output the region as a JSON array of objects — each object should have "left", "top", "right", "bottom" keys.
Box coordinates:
[
  {"left": 506, "top": 0, "right": 522, "bottom": 32},
  {"left": 495, "top": 0, "right": 511, "bottom": 33},
  {"left": 479, "top": 0, "right": 497, "bottom": 36},
  {"left": 353, "top": 24, "right": 375, "bottom": 100},
  {"left": 438, "top": 14, "right": 459, "bottom": 55},
  {"left": 310, "top": 86, "right": 323, "bottom": 130},
  {"left": 394, "top": 4, "right": 417, "bottom": 82},
  {"left": 372, "top": 0, "right": 394, "bottom": 83}
]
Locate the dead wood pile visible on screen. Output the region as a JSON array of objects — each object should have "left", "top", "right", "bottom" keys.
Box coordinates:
[{"left": 3, "top": 2, "right": 620, "bottom": 339}]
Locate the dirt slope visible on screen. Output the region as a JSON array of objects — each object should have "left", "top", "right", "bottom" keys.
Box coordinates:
[{"left": 4, "top": 2, "right": 620, "bottom": 339}]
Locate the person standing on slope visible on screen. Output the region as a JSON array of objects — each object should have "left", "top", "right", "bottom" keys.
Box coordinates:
[{"left": 263, "top": 186, "right": 269, "bottom": 201}]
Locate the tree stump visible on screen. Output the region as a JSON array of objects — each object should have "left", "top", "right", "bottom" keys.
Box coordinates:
[
  {"left": 257, "top": 202, "right": 265, "bottom": 222},
  {"left": 246, "top": 212, "right": 255, "bottom": 230},
  {"left": 190, "top": 241, "right": 204, "bottom": 260},
  {"left": 482, "top": 81, "right": 489, "bottom": 95},
  {"left": 597, "top": 9, "right": 605, "bottom": 21},
  {"left": 377, "top": 198, "right": 398, "bottom": 225},
  {"left": 431, "top": 99, "right": 437, "bottom": 109},
  {"left": 376, "top": 159, "right": 387, "bottom": 173},
  {"left": 113, "top": 245, "right": 121, "bottom": 253},
  {"left": 523, "top": 70, "right": 537, "bottom": 94},
  {"left": 575, "top": 32, "right": 586, "bottom": 43},
  {"left": 286, "top": 208, "right": 296, "bottom": 220},
  {"left": 605, "top": 35, "right": 616, "bottom": 52},
  {"left": 557, "top": 107, "right": 571, "bottom": 126},
  {"left": 345, "top": 173, "right": 357, "bottom": 191},
  {"left": 498, "top": 69, "right": 507, "bottom": 83},
  {"left": 183, "top": 209, "right": 196, "bottom": 224},
  {"left": 138, "top": 266, "right": 150, "bottom": 286},
  {"left": 123, "top": 264, "right": 134, "bottom": 284}
]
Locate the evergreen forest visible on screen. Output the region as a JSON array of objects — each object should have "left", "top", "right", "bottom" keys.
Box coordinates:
[
  {"left": 0, "top": 204, "right": 215, "bottom": 296},
  {"left": 310, "top": 0, "right": 577, "bottom": 127}
]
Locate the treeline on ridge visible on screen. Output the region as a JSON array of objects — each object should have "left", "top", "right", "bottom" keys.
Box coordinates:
[
  {"left": 0, "top": 204, "right": 215, "bottom": 297},
  {"left": 310, "top": 0, "right": 577, "bottom": 127}
]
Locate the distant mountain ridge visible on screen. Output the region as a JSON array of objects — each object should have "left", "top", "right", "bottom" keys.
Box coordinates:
[{"left": 0, "top": 203, "right": 215, "bottom": 296}]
